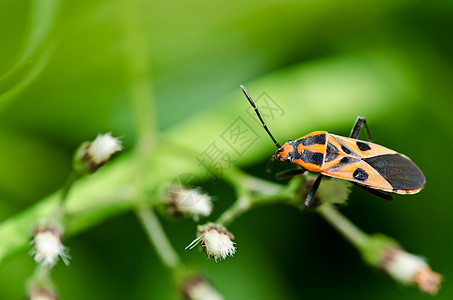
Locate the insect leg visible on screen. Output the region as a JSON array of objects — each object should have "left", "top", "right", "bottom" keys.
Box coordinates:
[
  {"left": 305, "top": 174, "right": 323, "bottom": 207},
  {"left": 266, "top": 155, "right": 277, "bottom": 174},
  {"left": 276, "top": 168, "right": 307, "bottom": 180},
  {"left": 352, "top": 183, "right": 393, "bottom": 202},
  {"left": 349, "top": 116, "right": 373, "bottom": 142}
]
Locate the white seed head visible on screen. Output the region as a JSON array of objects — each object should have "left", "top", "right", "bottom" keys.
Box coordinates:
[
  {"left": 186, "top": 223, "right": 235, "bottom": 261},
  {"left": 87, "top": 132, "right": 122, "bottom": 165},
  {"left": 382, "top": 248, "right": 442, "bottom": 294},
  {"left": 202, "top": 230, "right": 235, "bottom": 260},
  {"left": 170, "top": 188, "right": 213, "bottom": 220},
  {"left": 31, "top": 227, "right": 69, "bottom": 267},
  {"left": 183, "top": 276, "right": 224, "bottom": 300}
]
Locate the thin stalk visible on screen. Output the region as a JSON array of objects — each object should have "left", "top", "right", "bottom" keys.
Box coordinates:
[
  {"left": 51, "top": 170, "right": 81, "bottom": 221},
  {"left": 217, "top": 167, "right": 298, "bottom": 225},
  {"left": 222, "top": 166, "right": 282, "bottom": 195},
  {"left": 27, "top": 264, "right": 55, "bottom": 297},
  {"left": 117, "top": 0, "right": 157, "bottom": 193},
  {"left": 216, "top": 195, "right": 251, "bottom": 226},
  {"left": 117, "top": 0, "right": 183, "bottom": 272},
  {"left": 31, "top": 264, "right": 51, "bottom": 283},
  {"left": 60, "top": 170, "right": 80, "bottom": 203},
  {"left": 117, "top": 0, "right": 157, "bottom": 154},
  {"left": 136, "top": 206, "right": 182, "bottom": 270},
  {"left": 317, "top": 203, "right": 370, "bottom": 250}
]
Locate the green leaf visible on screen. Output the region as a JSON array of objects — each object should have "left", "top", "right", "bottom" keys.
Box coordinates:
[{"left": 0, "top": 0, "right": 60, "bottom": 111}]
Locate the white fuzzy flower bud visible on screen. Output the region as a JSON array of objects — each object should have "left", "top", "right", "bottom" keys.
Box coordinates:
[
  {"left": 74, "top": 132, "right": 122, "bottom": 174},
  {"left": 31, "top": 226, "right": 69, "bottom": 267},
  {"left": 186, "top": 223, "right": 235, "bottom": 261},
  {"left": 381, "top": 248, "right": 442, "bottom": 294},
  {"left": 182, "top": 276, "right": 224, "bottom": 300},
  {"left": 169, "top": 188, "right": 213, "bottom": 220},
  {"left": 88, "top": 132, "right": 122, "bottom": 165}
]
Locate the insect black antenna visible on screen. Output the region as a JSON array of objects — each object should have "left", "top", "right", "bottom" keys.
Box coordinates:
[{"left": 240, "top": 85, "right": 282, "bottom": 148}]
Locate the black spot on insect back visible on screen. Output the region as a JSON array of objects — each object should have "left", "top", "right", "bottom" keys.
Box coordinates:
[
  {"left": 341, "top": 145, "right": 351, "bottom": 154},
  {"left": 356, "top": 141, "right": 371, "bottom": 151},
  {"left": 353, "top": 168, "right": 369, "bottom": 181},
  {"left": 301, "top": 134, "right": 326, "bottom": 146},
  {"left": 340, "top": 157, "right": 350, "bottom": 164},
  {"left": 325, "top": 143, "right": 339, "bottom": 162},
  {"left": 326, "top": 156, "right": 360, "bottom": 172},
  {"left": 300, "top": 150, "right": 324, "bottom": 166}
]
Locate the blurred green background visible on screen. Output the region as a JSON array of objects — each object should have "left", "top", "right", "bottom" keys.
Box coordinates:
[{"left": 0, "top": 0, "right": 452, "bottom": 299}]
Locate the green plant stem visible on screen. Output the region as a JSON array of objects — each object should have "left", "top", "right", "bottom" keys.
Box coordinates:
[
  {"left": 216, "top": 195, "right": 251, "bottom": 226},
  {"left": 28, "top": 167, "right": 73, "bottom": 296},
  {"left": 27, "top": 264, "right": 55, "bottom": 296},
  {"left": 60, "top": 171, "right": 81, "bottom": 203},
  {"left": 42, "top": 170, "right": 81, "bottom": 223},
  {"left": 118, "top": 0, "right": 184, "bottom": 273},
  {"left": 136, "top": 206, "right": 182, "bottom": 270},
  {"left": 317, "top": 203, "right": 370, "bottom": 250},
  {"left": 117, "top": 0, "right": 157, "bottom": 153},
  {"left": 222, "top": 166, "right": 282, "bottom": 195},
  {"left": 216, "top": 167, "right": 298, "bottom": 225},
  {"left": 118, "top": 0, "right": 156, "bottom": 194},
  {"left": 30, "top": 264, "right": 51, "bottom": 284}
]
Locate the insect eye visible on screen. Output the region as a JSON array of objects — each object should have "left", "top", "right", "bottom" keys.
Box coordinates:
[{"left": 285, "top": 153, "right": 293, "bottom": 162}]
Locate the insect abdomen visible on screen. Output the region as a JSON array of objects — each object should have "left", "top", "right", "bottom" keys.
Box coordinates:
[{"left": 321, "top": 134, "right": 425, "bottom": 194}]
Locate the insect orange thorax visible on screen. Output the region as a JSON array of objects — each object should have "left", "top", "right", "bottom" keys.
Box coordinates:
[
  {"left": 276, "top": 141, "right": 296, "bottom": 162},
  {"left": 275, "top": 131, "right": 328, "bottom": 172}
]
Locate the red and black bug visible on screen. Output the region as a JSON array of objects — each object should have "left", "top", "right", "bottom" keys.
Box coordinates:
[{"left": 241, "top": 85, "right": 425, "bottom": 207}]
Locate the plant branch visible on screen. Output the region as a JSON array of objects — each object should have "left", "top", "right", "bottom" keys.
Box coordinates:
[
  {"left": 222, "top": 166, "right": 282, "bottom": 195},
  {"left": 117, "top": 0, "right": 184, "bottom": 274},
  {"left": 117, "top": 0, "right": 157, "bottom": 154},
  {"left": 216, "top": 166, "right": 307, "bottom": 226},
  {"left": 216, "top": 195, "right": 251, "bottom": 226},
  {"left": 136, "top": 206, "right": 182, "bottom": 270},
  {"left": 316, "top": 203, "right": 370, "bottom": 250},
  {"left": 60, "top": 171, "right": 80, "bottom": 203}
]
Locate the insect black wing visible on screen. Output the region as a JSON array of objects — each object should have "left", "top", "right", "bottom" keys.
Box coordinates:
[{"left": 363, "top": 154, "right": 425, "bottom": 193}]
